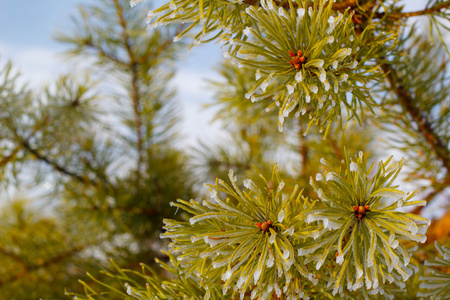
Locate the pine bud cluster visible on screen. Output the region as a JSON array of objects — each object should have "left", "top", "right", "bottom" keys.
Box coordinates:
[
  {"left": 227, "top": 0, "right": 395, "bottom": 133},
  {"left": 305, "top": 152, "right": 429, "bottom": 296}
]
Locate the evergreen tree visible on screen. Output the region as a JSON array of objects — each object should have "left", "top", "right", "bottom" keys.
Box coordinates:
[
  {"left": 0, "top": 0, "right": 192, "bottom": 298},
  {"left": 2, "top": 0, "right": 450, "bottom": 299}
]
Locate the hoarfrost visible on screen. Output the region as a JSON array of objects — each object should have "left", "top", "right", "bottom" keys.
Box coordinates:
[
  {"left": 222, "top": 269, "right": 232, "bottom": 281},
  {"left": 243, "top": 179, "right": 252, "bottom": 189},
  {"left": 266, "top": 254, "right": 274, "bottom": 267},
  {"left": 269, "top": 233, "right": 277, "bottom": 244},
  {"left": 287, "top": 84, "right": 295, "bottom": 95},
  {"left": 324, "top": 80, "right": 330, "bottom": 91},
  {"left": 356, "top": 267, "right": 363, "bottom": 279},
  {"left": 255, "top": 69, "right": 261, "bottom": 80},
  {"left": 278, "top": 210, "right": 285, "bottom": 222}
]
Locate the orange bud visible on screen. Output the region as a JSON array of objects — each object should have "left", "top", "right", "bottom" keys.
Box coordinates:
[
  {"left": 266, "top": 220, "right": 272, "bottom": 226},
  {"left": 352, "top": 205, "right": 358, "bottom": 211},
  {"left": 261, "top": 222, "right": 269, "bottom": 231},
  {"left": 357, "top": 213, "right": 363, "bottom": 220},
  {"left": 297, "top": 50, "right": 303, "bottom": 57},
  {"left": 289, "top": 50, "right": 295, "bottom": 57},
  {"left": 358, "top": 206, "right": 365, "bottom": 214},
  {"left": 295, "top": 64, "right": 300, "bottom": 69},
  {"left": 299, "top": 56, "right": 306, "bottom": 63},
  {"left": 364, "top": 205, "right": 370, "bottom": 211},
  {"left": 256, "top": 222, "right": 262, "bottom": 228}
]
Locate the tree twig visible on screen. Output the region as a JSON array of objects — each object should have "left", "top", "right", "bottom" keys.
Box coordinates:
[
  {"left": 0, "top": 146, "right": 20, "bottom": 168},
  {"left": 21, "top": 139, "right": 98, "bottom": 186},
  {"left": 376, "top": 0, "right": 450, "bottom": 20},
  {"left": 381, "top": 63, "right": 450, "bottom": 214}
]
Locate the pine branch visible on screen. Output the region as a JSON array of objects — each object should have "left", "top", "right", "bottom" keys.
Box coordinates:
[
  {"left": 298, "top": 125, "right": 309, "bottom": 177},
  {"left": 113, "top": 0, "right": 145, "bottom": 180},
  {"left": 0, "top": 146, "right": 20, "bottom": 168},
  {"left": 20, "top": 138, "right": 98, "bottom": 186},
  {"left": 411, "top": 177, "right": 450, "bottom": 215},
  {"left": 90, "top": 204, "right": 159, "bottom": 216},
  {"left": 242, "top": 0, "right": 360, "bottom": 11},
  {"left": 0, "top": 246, "right": 26, "bottom": 265},
  {"left": 0, "top": 244, "right": 86, "bottom": 287},
  {"left": 381, "top": 64, "right": 450, "bottom": 171},
  {"left": 381, "top": 63, "right": 450, "bottom": 213},
  {"left": 82, "top": 40, "right": 126, "bottom": 66},
  {"left": 376, "top": 0, "right": 450, "bottom": 19}
]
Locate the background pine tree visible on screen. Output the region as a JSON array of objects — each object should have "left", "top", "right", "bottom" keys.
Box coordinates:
[{"left": 1, "top": 0, "right": 450, "bottom": 299}]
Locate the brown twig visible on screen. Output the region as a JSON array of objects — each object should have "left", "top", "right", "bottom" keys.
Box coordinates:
[
  {"left": 21, "top": 139, "right": 98, "bottom": 186},
  {"left": 298, "top": 124, "right": 309, "bottom": 177},
  {"left": 376, "top": 0, "right": 450, "bottom": 20},
  {"left": 83, "top": 40, "right": 126, "bottom": 66},
  {"left": 0, "top": 146, "right": 20, "bottom": 168},
  {"left": 381, "top": 63, "right": 450, "bottom": 214},
  {"left": 410, "top": 177, "right": 450, "bottom": 215}
]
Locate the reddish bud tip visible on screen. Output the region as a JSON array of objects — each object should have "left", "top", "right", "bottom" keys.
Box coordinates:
[
  {"left": 256, "top": 222, "right": 262, "bottom": 228},
  {"left": 364, "top": 205, "right": 370, "bottom": 211},
  {"left": 289, "top": 50, "right": 295, "bottom": 57},
  {"left": 357, "top": 213, "right": 363, "bottom": 220},
  {"left": 299, "top": 56, "right": 306, "bottom": 63},
  {"left": 261, "top": 222, "right": 269, "bottom": 231},
  {"left": 297, "top": 50, "right": 302, "bottom": 57},
  {"left": 295, "top": 64, "right": 300, "bottom": 69},
  {"left": 266, "top": 220, "right": 272, "bottom": 226},
  {"left": 352, "top": 205, "right": 358, "bottom": 211},
  {"left": 358, "top": 206, "right": 366, "bottom": 214}
]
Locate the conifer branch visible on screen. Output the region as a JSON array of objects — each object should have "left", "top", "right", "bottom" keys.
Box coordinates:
[
  {"left": 299, "top": 125, "right": 309, "bottom": 177},
  {"left": 90, "top": 204, "right": 159, "bottom": 216},
  {"left": 0, "top": 146, "right": 20, "bottom": 168},
  {"left": 0, "top": 244, "right": 86, "bottom": 287},
  {"left": 113, "top": 0, "right": 145, "bottom": 180},
  {"left": 0, "top": 247, "right": 26, "bottom": 265},
  {"left": 381, "top": 63, "right": 450, "bottom": 213},
  {"left": 411, "top": 177, "right": 450, "bottom": 215},
  {"left": 82, "top": 40, "right": 126, "bottom": 66},
  {"left": 242, "top": 0, "right": 360, "bottom": 11},
  {"left": 376, "top": 0, "right": 450, "bottom": 19},
  {"left": 381, "top": 64, "right": 450, "bottom": 172},
  {"left": 21, "top": 139, "right": 98, "bottom": 186}
]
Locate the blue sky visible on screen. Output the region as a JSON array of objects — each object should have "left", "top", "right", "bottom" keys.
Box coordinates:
[{"left": 0, "top": 0, "right": 225, "bottom": 147}]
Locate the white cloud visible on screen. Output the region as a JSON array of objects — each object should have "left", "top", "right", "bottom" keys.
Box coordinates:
[
  {"left": 0, "top": 43, "right": 69, "bottom": 89},
  {"left": 171, "top": 69, "right": 226, "bottom": 147}
]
